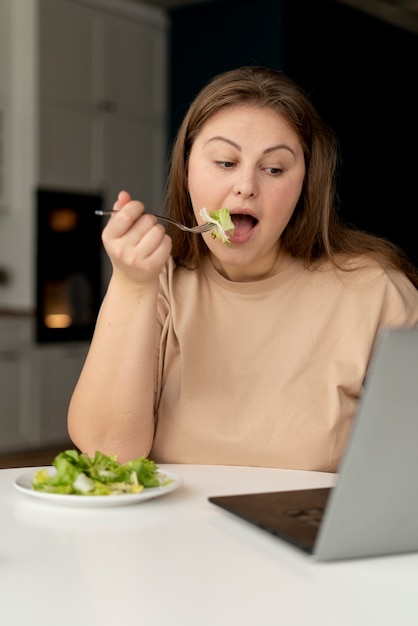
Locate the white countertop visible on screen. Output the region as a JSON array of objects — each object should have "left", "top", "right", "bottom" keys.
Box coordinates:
[{"left": 1, "top": 464, "right": 417, "bottom": 625}]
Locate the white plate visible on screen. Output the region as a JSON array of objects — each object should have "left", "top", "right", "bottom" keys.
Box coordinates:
[{"left": 14, "top": 468, "right": 183, "bottom": 508}]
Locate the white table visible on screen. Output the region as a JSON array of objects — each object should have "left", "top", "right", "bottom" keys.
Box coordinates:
[{"left": 1, "top": 464, "right": 417, "bottom": 625}]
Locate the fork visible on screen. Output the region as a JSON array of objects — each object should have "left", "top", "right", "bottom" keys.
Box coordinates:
[{"left": 95, "top": 210, "right": 214, "bottom": 234}]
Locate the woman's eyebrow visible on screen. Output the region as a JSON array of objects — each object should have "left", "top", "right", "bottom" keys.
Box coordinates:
[
  {"left": 205, "top": 136, "right": 241, "bottom": 150},
  {"left": 264, "top": 144, "right": 296, "bottom": 157},
  {"left": 205, "top": 136, "right": 296, "bottom": 157}
]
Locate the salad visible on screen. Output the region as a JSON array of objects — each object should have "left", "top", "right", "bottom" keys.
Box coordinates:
[
  {"left": 32, "top": 449, "right": 170, "bottom": 496},
  {"left": 199, "top": 207, "right": 234, "bottom": 247}
]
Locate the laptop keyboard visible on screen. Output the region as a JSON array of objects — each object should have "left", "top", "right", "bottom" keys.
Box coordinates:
[{"left": 283, "top": 507, "right": 324, "bottom": 528}]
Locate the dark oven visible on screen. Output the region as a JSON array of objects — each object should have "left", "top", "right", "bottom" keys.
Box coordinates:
[{"left": 36, "top": 188, "right": 103, "bottom": 343}]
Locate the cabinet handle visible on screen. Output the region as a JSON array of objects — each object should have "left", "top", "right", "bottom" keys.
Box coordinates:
[
  {"left": 97, "top": 100, "right": 118, "bottom": 113},
  {"left": 0, "top": 267, "right": 11, "bottom": 284},
  {"left": 0, "top": 351, "right": 18, "bottom": 361}
]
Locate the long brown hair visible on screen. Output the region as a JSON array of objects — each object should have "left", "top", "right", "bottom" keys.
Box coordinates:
[{"left": 164, "top": 66, "right": 418, "bottom": 287}]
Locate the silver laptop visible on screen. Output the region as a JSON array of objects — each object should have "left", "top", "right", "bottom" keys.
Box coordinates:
[{"left": 209, "top": 326, "right": 418, "bottom": 561}]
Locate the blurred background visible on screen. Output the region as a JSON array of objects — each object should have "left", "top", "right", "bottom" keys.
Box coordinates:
[{"left": 0, "top": 0, "right": 416, "bottom": 463}]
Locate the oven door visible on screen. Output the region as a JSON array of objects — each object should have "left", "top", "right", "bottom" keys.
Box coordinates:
[{"left": 36, "top": 188, "right": 103, "bottom": 343}]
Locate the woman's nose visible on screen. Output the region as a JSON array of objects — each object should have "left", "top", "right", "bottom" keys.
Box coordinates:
[{"left": 233, "top": 170, "right": 257, "bottom": 198}]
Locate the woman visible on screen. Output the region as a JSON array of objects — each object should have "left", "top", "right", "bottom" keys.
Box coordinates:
[{"left": 68, "top": 66, "right": 418, "bottom": 472}]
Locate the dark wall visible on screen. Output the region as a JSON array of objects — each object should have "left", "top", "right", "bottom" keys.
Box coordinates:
[
  {"left": 169, "top": 0, "right": 418, "bottom": 267},
  {"left": 283, "top": 1, "right": 418, "bottom": 267},
  {"left": 169, "top": 0, "right": 286, "bottom": 138}
]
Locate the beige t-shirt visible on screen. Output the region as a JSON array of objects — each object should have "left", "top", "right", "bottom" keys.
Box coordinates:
[{"left": 151, "top": 255, "right": 418, "bottom": 472}]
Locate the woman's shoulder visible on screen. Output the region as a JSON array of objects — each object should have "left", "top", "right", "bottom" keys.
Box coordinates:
[
  {"left": 306, "top": 253, "right": 416, "bottom": 302},
  {"left": 325, "top": 253, "right": 418, "bottom": 309},
  {"left": 318, "top": 253, "right": 416, "bottom": 283}
]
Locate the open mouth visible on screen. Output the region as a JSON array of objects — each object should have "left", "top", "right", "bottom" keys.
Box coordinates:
[{"left": 230, "top": 213, "right": 258, "bottom": 237}]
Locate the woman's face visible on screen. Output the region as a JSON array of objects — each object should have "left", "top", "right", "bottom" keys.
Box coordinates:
[{"left": 187, "top": 105, "right": 306, "bottom": 281}]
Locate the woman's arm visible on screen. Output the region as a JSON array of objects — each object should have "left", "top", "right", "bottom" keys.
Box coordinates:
[{"left": 67, "top": 191, "right": 172, "bottom": 463}]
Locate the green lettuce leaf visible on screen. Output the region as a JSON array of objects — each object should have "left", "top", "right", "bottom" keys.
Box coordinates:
[{"left": 199, "top": 207, "right": 234, "bottom": 247}]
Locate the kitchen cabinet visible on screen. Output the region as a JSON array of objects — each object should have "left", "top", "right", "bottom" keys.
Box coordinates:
[
  {"left": 0, "top": 315, "right": 87, "bottom": 453},
  {"left": 39, "top": 0, "right": 168, "bottom": 211},
  {"left": 0, "top": 0, "right": 10, "bottom": 212},
  {"left": 0, "top": 0, "right": 168, "bottom": 451},
  {"left": 0, "top": 316, "right": 33, "bottom": 453},
  {"left": 0, "top": 350, "right": 32, "bottom": 452},
  {"left": 33, "top": 343, "right": 88, "bottom": 446},
  {"left": 0, "top": 0, "right": 168, "bottom": 311},
  {"left": 0, "top": 104, "right": 8, "bottom": 213},
  {"left": 0, "top": 0, "right": 8, "bottom": 101}
]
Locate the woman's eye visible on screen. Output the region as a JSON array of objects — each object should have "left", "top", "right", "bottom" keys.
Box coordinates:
[
  {"left": 215, "top": 161, "right": 235, "bottom": 169},
  {"left": 266, "top": 167, "right": 282, "bottom": 175}
]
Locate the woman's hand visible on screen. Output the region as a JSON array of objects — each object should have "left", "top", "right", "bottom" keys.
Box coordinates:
[{"left": 102, "top": 190, "right": 172, "bottom": 287}]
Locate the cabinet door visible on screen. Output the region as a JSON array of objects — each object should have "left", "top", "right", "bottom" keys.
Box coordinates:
[
  {"left": 0, "top": 104, "right": 8, "bottom": 211},
  {"left": 37, "top": 345, "right": 88, "bottom": 445},
  {"left": 101, "top": 13, "right": 166, "bottom": 121},
  {"left": 39, "top": 0, "right": 96, "bottom": 108},
  {"left": 0, "top": 0, "right": 10, "bottom": 102},
  {"left": 38, "top": 0, "right": 168, "bottom": 205},
  {"left": 39, "top": 0, "right": 98, "bottom": 191},
  {"left": 39, "top": 105, "right": 98, "bottom": 191},
  {"left": 0, "top": 351, "right": 31, "bottom": 452},
  {"left": 101, "top": 115, "right": 166, "bottom": 211},
  {"left": 0, "top": 0, "right": 10, "bottom": 211}
]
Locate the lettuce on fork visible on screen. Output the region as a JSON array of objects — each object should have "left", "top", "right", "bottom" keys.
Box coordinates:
[
  {"left": 199, "top": 207, "right": 234, "bottom": 247},
  {"left": 31, "top": 449, "right": 170, "bottom": 496}
]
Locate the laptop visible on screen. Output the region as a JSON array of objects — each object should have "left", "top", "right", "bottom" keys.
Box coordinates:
[{"left": 209, "top": 326, "right": 418, "bottom": 561}]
